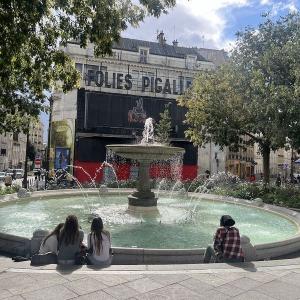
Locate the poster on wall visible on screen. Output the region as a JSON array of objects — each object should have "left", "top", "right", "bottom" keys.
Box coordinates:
[
  {"left": 50, "top": 119, "right": 75, "bottom": 170},
  {"left": 55, "top": 147, "right": 70, "bottom": 170}
]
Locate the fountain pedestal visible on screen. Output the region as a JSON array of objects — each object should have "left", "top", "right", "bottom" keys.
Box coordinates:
[
  {"left": 106, "top": 144, "right": 185, "bottom": 210},
  {"left": 128, "top": 161, "right": 157, "bottom": 207}
]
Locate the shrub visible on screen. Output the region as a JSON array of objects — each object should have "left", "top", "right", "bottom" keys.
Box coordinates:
[{"left": 0, "top": 184, "right": 20, "bottom": 195}]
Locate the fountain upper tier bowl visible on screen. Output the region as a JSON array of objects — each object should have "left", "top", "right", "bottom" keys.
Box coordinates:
[{"left": 106, "top": 144, "right": 185, "bottom": 161}]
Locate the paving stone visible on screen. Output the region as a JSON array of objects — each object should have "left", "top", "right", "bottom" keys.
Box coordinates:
[
  {"left": 243, "top": 271, "right": 277, "bottom": 283},
  {"left": 134, "top": 283, "right": 201, "bottom": 300},
  {"left": 0, "top": 272, "right": 21, "bottom": 280},
  {"left": 179, "top": 277, "right": 214, "bottom": 294},
  {"left": 104, "top": 284, "right": 141, "bottom": 300},
  {"left": 279, "top": 271, "right": 300, "bottom": 287},
  {"left": 119, "top": 274, "right": 145, "bottom": 282},
  {"left": 214, "top": 283, "right": 245, "bottom": 297},
  {"left": 190, "top": 273, "right": 231, "bottom": 286},
  {"left": 0, "top": 274, "right": 43, "bottom": 295},
  {"left": 147, "top": 274, "right": 190, "bottom": 286},
  {"left": 200, "top": 289, "right": 230, "bottom": 300},
  {"left": 63, "top": 277, "right": 107, "bottom": 295},
  {"left": 263, "top": 269, "right": 293, "bottom": 277},
  {"left": 253, "top": 279, "right": 300, "bottom": 300},
  {"left": 229, "top": 277, "right": 263, "bottom": 291},
  {"left": 1, "top": 296, "right": 24, "bottom": 300},
  {"left": 289, "top": 268, "right": 300, "bottom": 273},
  {"left": 214, "top": 271, "right": 245, "bottom": 282},
  {"left": 0, "top": 289, "right": 12, "bottom": 299},
  {"left": 91, "top": 274, "right": 130, "bottom": 286},
  {"left": 60, "top": 273, "right": 89, "bottom": 281},
  {"left": 0, "top": 273, "right": 35, "bottom": 290},
  {"left": 21, "top": 284, "right": 77, "bottom": 300},
  {"left": 125, "top": 277, "right": 163, "bottom": 294},
  {"left": 75, "top": 290, "right": 117, "bottom": 300},
  {"left": 232, "top": 290, "right": 276, "bottom": 300},
  {"left": 28, "top": 273, "right": 68, "bottom": 285}
]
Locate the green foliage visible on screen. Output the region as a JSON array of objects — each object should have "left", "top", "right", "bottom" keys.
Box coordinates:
[
  {"left": 155, "top": 106, "right": 172, "bottom": 145},
  {"left": 106, "top": 180, "right": 137, "bottom": 188},
  {"left": 0, "top": 185, "right": 20, "bottom": 195},
  {"left": 214, "top": 183, "right": 265, "bottom": 200},
  {"left": 0, "top": 0, "right": 176, "bottom": 132},
  {"left": 179, "top": 13, "right": 300, "bottom": 184},
  {"left": 212, "top": 182, "right": 300, "bottom": 208}
]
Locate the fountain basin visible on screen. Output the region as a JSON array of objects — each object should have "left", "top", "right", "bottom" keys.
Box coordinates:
[
  {"left": 106, "top": 144, "right": 185, "bottom": 161},
  {"left": 0, "top": 189, "right": 300, "bottom": 263}
]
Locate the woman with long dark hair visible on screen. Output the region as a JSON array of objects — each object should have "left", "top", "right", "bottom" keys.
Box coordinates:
[
  {"left": 87, "top": 217, "right": 112, "bottom": 266},
  {"left": 57, "top": 215, "right": 84, "bottom": 265},
  {"left": 39, "top": 223, "right": 64, "bottom": 254}
]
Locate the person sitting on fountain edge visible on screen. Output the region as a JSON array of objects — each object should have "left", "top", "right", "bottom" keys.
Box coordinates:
[
  {"left": 86, "top": 217, "right": 112, "bottom": 266},
  {"left": 39, "top": 223, "right": 64, "bottom": 255},
  {"left": 203, "top": 215, "right": 244, "bottom": 263},
  {"left": 57, "top": 215, "right": 84, "bottom": 265}
]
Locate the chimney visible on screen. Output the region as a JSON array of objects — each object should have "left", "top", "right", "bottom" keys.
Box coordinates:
[
  {"left": 157, "top": 31, "right": 166, "bottom": 45},
  {"left": 172, "top": 40, "right": 178, "bottom": 47}
]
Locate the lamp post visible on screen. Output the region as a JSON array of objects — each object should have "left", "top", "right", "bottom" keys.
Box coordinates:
[
  {"left": 45, "top": 96, "right": 53, "bottom": 189},
  {"left": 22, "top": 131, "right": 29, "bottom": 188}
]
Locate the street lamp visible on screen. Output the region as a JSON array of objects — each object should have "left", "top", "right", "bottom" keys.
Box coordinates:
[
  {"left": 45, "top": 96, "right": 53, "bottom": 189},
  {"left": 22, "top": 131, "right": 29, "bottom": 188}
]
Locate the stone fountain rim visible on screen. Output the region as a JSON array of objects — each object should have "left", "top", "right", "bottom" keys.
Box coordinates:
[
  {"left": 107, "top": 143, "right": 184, "bottom": 148},
  {"left": 1, "top": 189, "right": 300, "bottom": 262}
]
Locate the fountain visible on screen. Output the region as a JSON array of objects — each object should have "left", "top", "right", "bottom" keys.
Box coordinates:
[
  {"left": 107, "top": 118, "right": 185, "bottom": 210},
  {"left": 1, "top": 122, "right": 300, "bottom": 263}
]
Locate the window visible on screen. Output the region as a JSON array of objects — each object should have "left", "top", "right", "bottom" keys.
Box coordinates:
[
  {"left": 0, "top": 149, "right": 6, "bottom": 156},
  {"left": 13, "top": 133, "right": 18, "bottom": 142},
  {"left": 75, "top": 63, "right": 83, "bottom": 73},
  {"left": 139, "top": 49, "right": 148, "bottom": 64},
  {"left": 186, "top": 55, "right": 196, "bottom": 69}
]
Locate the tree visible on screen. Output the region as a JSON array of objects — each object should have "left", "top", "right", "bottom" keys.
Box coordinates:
[
  {"left": 155, "top": 105, "right": 172, "bottom": 145},
  {"left": 178, "top": 13, "right": 300, "bottom": 184},
  {"left": 0, "top": 0, "right": 176, "bottom": 132}
]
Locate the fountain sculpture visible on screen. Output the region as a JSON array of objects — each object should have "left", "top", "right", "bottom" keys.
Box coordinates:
[{"left": 107, "top": 118, "right": 185, "bottom": 209}]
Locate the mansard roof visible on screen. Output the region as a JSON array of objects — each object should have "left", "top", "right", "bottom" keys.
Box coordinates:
[{"left": 113, "top": 37, "right": 208, "bottom": 62}]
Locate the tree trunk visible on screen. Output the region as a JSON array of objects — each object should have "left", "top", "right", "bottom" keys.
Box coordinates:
[
  {"left": 22, "top": 133, "right": 29, "bottom": 189},
  {"left": 291, "top": 148, "right": 294, "bottom": 183},
  {"left": 262, "top": 145, "right": 271, "bottom": 185},
  {"left": 45, "top": 96, "right": 53, "bottom": 189}
]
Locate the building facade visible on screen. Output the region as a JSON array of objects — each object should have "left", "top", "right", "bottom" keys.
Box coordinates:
[
  {"left": 254, "top": 144, "right": 292, "bottom": 180},
  {"left": 51, "top": 33, "right": 227, "bottom": 182},
  {"left": 0, "top": 132, "right": 27, "bottom": 171},
  {"left": 29, "top": 120, "right": 44, "bottom": 158},
  {"left": 198, "top": 137, "right": 255, "bottom": 180}
]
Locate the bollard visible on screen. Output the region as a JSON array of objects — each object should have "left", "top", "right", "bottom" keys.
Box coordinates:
[
  {"left": 241, "top": 235, "right": 256, "bottom": 261},
  {"left": 30, "top": 229, "right": 49, "bottom": 256}
]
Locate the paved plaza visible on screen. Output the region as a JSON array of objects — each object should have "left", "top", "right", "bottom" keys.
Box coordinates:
[{"left": 1, "top": 256, "right": 300, "bottom": 299}]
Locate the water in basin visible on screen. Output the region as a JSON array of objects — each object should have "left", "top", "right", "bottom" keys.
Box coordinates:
[{"left": 0, "top": 195, "right": 297, "bottom": 249}]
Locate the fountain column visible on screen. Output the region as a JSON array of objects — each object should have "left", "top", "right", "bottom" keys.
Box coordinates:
[{"left": 128, "top": 161, "right": 157, "bottom": 207}]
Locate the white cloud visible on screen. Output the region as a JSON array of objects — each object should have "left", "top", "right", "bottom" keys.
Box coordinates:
[
  {"left": 269, "top": 1, "right": 298, "bottom": 16},
  {"left": 260, "top": 0, "right": 272, "bottom": 5},
  {"left": 124, "top": 0, "right": 251, "bottom": 50},
  {"left": 124, "top": 0, "right": 299, "bottom": 50}
]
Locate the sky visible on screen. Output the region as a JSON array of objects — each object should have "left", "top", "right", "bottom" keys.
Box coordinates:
[{"left": 41, "top": 0, "right": 299, "bottom": 142}]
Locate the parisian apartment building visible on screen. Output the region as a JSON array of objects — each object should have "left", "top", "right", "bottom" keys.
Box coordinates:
[
  {"left": 29, "top": 120, "right": 45, "bottom": 158},
  {"left": 0, "top": 120, "right": 44, "bottom": 171}
]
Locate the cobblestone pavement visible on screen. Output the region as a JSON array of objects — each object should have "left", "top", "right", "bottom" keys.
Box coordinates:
[{"left": 1, "top": 256, "right": 300, "bottom": 299}]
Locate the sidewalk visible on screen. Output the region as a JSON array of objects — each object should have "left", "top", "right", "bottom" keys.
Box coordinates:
[{"left": 1, "top": 256, "right": 300, "bottom": 299}]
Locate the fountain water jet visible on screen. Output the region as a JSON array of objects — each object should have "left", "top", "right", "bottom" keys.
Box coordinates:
[{"left": 107, "top": 118, "right": 185, "bottom": 210}]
